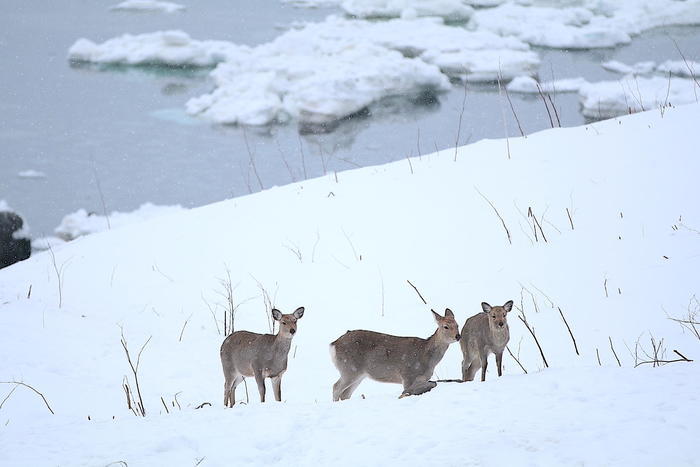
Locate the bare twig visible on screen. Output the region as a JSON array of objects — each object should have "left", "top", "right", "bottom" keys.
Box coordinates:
[
  {"left": 0, "top": 381, "right": 55, "bottom": 414},
  {"left": 92, "top": 158, "right": 111, "bottom": 230},
  {"left": 179, "top": 314, "right": 192, "bottom": 342},
  {"left": 505, "top": 345, "right": 528, "bottom": 374},
  {"left": 242, "top": 128, "right": 263, "bottom": 191},
  {"left": 406, "top": 280, "right": 428, "bottom": 305},
  {"left": 517, "top": 313, "right": 549, "bottom": 368},
  {"left": 500, "top": 68, "right": 524, "bottom": 137},
  {"left": 46, "top": 242, "right": 66, "bottom": 309},
  {"left": 558, "top": 307, "right": 579, "bottom": 355},
  {"left": 566, "top": 207, "right": 574, "bottom": 230},
  {"left": 454, "top": 76, "right": 468, "bottom": 162},
  {"left": 298, "top": 136, "right": 308, "bottom": 180},
  {"left": 609, "top": 336, "right": 622, "bottom": 367},
  {"left": 475, "top": 187, "right": 512, "bottom": 245},
  {"left": 496, "top": 70, "right": 512, "bottom": 159},
  {"left": 596, "top": 348, "right": 602, "bottom": 366},
  {"left": 120, "top": 330, "right": 151, "bottom": 416}
]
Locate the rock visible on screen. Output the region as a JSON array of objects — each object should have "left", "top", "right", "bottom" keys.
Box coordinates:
[{"left": 0, "top": 210, "right": 31, "bottom": 269}]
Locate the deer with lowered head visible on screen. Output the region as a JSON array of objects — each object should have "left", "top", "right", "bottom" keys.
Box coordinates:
[
  {"left": 330, "top": 308, "right": 461, "bottom": 400},
  {"left": 460, "top": 300, "right": 512, "bottom": 382},
  {"left": 220, "top": 306, "right": 304, "bottom": 406}
]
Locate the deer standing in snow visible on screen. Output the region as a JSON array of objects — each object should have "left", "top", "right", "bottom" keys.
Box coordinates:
[
  {"left": 330, "top": 309, "right": 461, "bottom": 400},
  {"left": 460, "top": 301, "right": 512, "bottom": 382},
  {"left": 220, "top": 306, "right": 304, "bottom": 406}
]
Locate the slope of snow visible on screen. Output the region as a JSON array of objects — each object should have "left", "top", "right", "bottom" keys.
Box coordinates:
[
  {"left": 109, "top": 0, "right": 185, "bottom": 13},
  {"left": 1, "top": 104, "right": 699, "bottom": 465}
]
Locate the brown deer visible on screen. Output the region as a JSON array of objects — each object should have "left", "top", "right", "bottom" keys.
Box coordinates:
[
  {"left": 220, "top": 306, "right": 304, "bottom": 406},
  {"left": 330, "top": 309, "right": 461, "bottom": 400},
  {"left": 460, "top": 301, "right": 512, "bottom": 382}
]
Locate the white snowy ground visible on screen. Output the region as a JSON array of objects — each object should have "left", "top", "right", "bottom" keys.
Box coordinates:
[{"left": 1, "top": 104, "right": 700, "bottom": 465}]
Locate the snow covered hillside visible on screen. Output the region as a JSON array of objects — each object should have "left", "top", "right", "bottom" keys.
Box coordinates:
[{"left": 1, "top": 103, "right": 700, "bottom": 465}]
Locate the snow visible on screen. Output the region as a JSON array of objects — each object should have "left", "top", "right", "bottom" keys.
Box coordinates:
[
  {"left": 52, "top": 203, "right": 185, "bottom": 241},
  {"left": 1, "top": 103, "right": 700, "bottom": 464},
  {"left": 579, "top": 76, "right": 699, "bottom": 119},
  {"left": 186, "top": 16, "right": 539, "bottom": 125},
  {"left": 656, "top": 60, "right": 700, "bottom": 79},
  {"left": 471, "top": 0, "right": 700, "bottom": 49},
  {"left": 506, "top": 75, "right": 588, "bottom": 93},
  {"left": 68, "top": 31, "right": 243, "bottom": 67},
  {"left": 341, "top": 0, "right": 474, "bottom": 20},
  {"left": 17, "top": 169, "right": 47, "bottom": 179},
  {"left": 602, "top": 60, "right": 657, "bottom": 76},
  {"left": 109, "top": 0, "right": 185, "bottom": 13}
]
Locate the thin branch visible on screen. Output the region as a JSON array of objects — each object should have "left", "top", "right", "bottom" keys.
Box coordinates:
[
  {"left": 609, "top": 336, "right": 622, "bottom": 367},
  {"left": 0, "top": 381, "right": 55, "bottom": 414},
  {"left": 406, "top": 280, "right": 428, "bottom": 305},
  {"left": 517, "top": 313, "right": 549, "bottom": 368},
  {"left": 558, "top": 307, "right": 579, "bottom": 355},
  {"left": 454, "top": 76, "right": 468, "bottom": 162},
  {"left": 475, "top": 187, "right": 512, "bottom": 245},
  {"left": 506, "top": 345, "right": 528, "bottom": 374}
]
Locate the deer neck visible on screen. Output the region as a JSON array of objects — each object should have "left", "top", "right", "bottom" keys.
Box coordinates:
[
  {"left": 273, "top": 332, "right": 293, "bottom": 353},
  {"left": 425, "top": 330, "right": 450, "bottom": 361}
]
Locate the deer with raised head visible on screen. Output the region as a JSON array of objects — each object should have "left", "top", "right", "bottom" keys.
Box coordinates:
[
  {"left": 330, "top": 309, "right": 461, "bottom": 400},
  {"left": 460, "top": 300, "right": 512, "bottom": 382},
  {"left": 220, "top": 306, "right": 304, "bottom": 406}
]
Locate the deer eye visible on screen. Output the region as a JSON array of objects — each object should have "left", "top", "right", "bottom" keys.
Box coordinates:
[
  {"left": 443, "top": 325, "right": 449, "bottom": 329},
  {"left": 492, "top": 315, "right": 496, "bottom": 318}
]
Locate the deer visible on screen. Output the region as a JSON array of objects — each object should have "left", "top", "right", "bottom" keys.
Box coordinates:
[
  {"left": 220, "top": 306, "right": 304, "bottom": 407},
  {"left": 460, "top": 300, "right": 512, "bottom": 382},
  {"left": 330, "top": 308, "right": 461, "bottom": 401}
]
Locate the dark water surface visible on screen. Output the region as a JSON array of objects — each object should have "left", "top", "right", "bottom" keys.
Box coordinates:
[{"left": 1, "top": 1, "right": 698, "bottom": 234}]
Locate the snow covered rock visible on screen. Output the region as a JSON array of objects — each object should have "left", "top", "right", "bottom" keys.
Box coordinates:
[{"left": 0, "top": 201, "right": 31, "bottom": 269}]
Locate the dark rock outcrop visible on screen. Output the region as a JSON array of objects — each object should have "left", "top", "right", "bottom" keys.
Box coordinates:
[{"left": 0, "top": 210, "right": 31, "bottom": 269}]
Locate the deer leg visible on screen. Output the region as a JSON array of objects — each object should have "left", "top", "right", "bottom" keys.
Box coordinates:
[
  {"left": 229, "top": 376, "right": 243, "bottom": 406},
  {"left": 271, "top": 375, "right": 282, "bottom": 402},
  {"left": 253, "top": 369, "right": 266, "bottom": 402},
  {"left": 496, "top": 352, "right": 503, "bottom": 377},
  {"left": 464, "top": 359, "right": 479, "bottom": 382},
  {"left": 480, "top": 352, "right": 489, "bottom": 382},
  {"left": 333, "top": 374, "right": 358, "bottom": 401},
  {"left": 401, "top": 379, "right": 437, "bottom": 398},
  {"left": 339, "top": 375, "right": 365, "bottom": 400}
]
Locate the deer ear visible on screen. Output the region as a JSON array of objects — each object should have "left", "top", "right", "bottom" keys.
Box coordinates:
[
  {"left": 432, "top": 309, "right": 442, "bottom": 322},
  {"left": 293, "top": 306, "right": 305, "bottom": 319},
  {"left": 481, "top": 302, "right": 492, "bottom": 313},
  {"left": 444, "top": 308, "right": 454, "bottom": 318},
  {"left": 503, "top": 300, "right": 513, "bottom": 313},
  {"left": 271, "top": 309, "right": 282, "bottom": 321}
]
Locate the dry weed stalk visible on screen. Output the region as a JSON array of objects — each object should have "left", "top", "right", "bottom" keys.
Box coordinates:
[
  {"left": 120, "top": 329, "right": 151, "bottom": 417},
  {"left": 0, "top": 381, "right": 55, "bottom": 414}
]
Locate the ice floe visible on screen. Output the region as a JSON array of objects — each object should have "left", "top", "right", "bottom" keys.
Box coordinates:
[
  {"left": 53, "top": 203, "right": 184, "bottom": 241},
  {"left": 656, "top": 60, "right": 700, "bottom": 78},
  {"left": 17, "top": 170, "right": 47, "bottom": 179},
  {"left": 471, "top": 0, "right": 700, "bottom": 49},
  {"left": 341, "top": 0, "right": 474, "bottom": 20},
  {"left": 579, "top": 76, "right": 699, "bottom": 119},
  {"left": 109, "top": 0, "right": 185, "bottom": 13},
  {"left": 602, "top": 60, "right": 657, "bottom": 76},
  {"left": 506, "top": 75, "right": 588, "bottom": 93},
  {"left": 185, "top": 16, "right": 538, "bottom": 124},
  {"left": 68, "top": 31, "right": 243, "bottom": 67}
]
